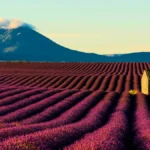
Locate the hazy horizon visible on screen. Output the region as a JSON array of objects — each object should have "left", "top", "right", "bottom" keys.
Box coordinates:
[{"left": 1, "top": 0, "right": 150, "bottom": 55}]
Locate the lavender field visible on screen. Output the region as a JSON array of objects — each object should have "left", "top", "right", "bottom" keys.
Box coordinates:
[{"left": 0, "top": 62, "right": 149, "bottom": 150}]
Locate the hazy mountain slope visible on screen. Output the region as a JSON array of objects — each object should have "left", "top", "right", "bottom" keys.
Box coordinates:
[{"left": 0, "top": 27, "right": 150, "bottom": 62}]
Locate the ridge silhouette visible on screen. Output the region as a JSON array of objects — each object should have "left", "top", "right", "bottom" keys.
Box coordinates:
[{"left": 0, "top": 27, "right": 149, "bottom": 62}]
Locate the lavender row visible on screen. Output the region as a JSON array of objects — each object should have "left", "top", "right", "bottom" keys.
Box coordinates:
[
  {"left": 0, "top": 91, "right": 119, "bottom": 149},
  {"left": 0, "top": 90, "right": 77, "bottom": 123},
  {"left": 65, "top": 92, "right": 131, "bottom": 150},
  {"left": 0, "top": 90, "right": 105, "bottom": 141},
  {"left": 0, "top": 88, "right": 28, "bottom": 105},
  {"left": 0, "top": 62, "right": 149, "bottom": 76},
  {"left": 0, "top": 88, "right": 45, "bottom": 107},
  {"left": 0, "top": 89, "right": 60, "bottom": 116},
  {"left": 134, "top": 93, "right": 150, "bottom": 150},
  {"left": 21, "top": 91, "right": 91, "bottom": 124}
]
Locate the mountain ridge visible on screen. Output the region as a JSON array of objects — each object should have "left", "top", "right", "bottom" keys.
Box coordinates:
[{"left": 0, "top": 27, "right": 150, "bottom": 62}]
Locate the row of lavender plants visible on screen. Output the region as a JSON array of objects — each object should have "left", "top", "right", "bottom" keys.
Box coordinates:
[
  {"left": 134, "top": 93, "right": 150, "bottom": 150},
  {"left": 0, "top": 89, "right": 60, "bottom": 117},
  {"left": 64, "top": 92, "right": 131, "bottom": 150},
  {"left": 0, "top": 90, "right": 106, "bottom": 141},
  {"left": 0, "top": 91, "right": 119, "bottom": 149},
  {"left": 0, "top": 90, "right": 76, "bottom": 123}
]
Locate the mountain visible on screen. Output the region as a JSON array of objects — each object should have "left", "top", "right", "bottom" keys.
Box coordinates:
[{"left": 0, "top": 27, "right": 150, "bottom": 62}]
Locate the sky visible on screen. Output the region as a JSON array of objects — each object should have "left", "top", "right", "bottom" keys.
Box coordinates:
[{"left": 1, "top": 0, "right": 150, "bottom": 55}]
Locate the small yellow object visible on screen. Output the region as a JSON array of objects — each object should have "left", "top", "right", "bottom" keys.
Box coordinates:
[{"left": 129, "top": 89, "right": 138, "bottom": 95}]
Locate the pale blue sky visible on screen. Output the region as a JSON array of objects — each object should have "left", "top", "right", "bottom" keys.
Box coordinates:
[{"left": 1, "top": 0, "right": 150, "bottom": 54}]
